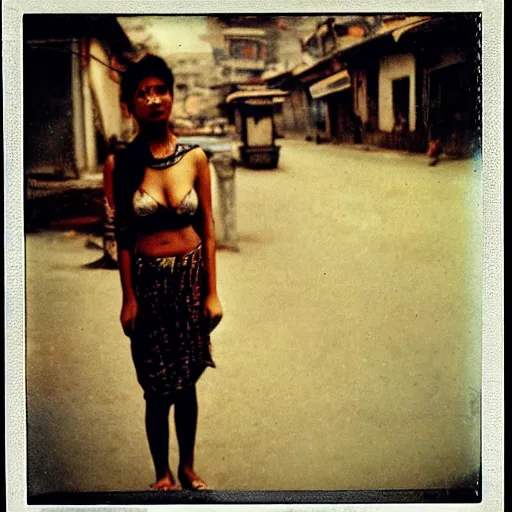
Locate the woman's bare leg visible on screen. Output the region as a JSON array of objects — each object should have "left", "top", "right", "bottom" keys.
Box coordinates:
[
  {"left": 145, "top": 396, "right": 180, "bottom": 490},
  {"left": 174, "top": 385, "right": 208, "bottom": 490}
]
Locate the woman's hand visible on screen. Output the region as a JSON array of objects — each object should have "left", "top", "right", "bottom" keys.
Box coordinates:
[
  {"left": 204, "top": 294, "right": 223, "bottom": 333},
  {"left": 121, "top": 298, "right": 138, "bottom": 337}
]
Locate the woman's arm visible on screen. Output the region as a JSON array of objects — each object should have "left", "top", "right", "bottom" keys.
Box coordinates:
[
  {"left": 118, "top": 248, "right": 137, "bottom": 304},
  {"left": 118, "top": 247, "right": 138, "bottom": 336},
  {"left": 194, "top": 149, "right": 223, "bottom": 331},
  {"left": 111, "top": 155, "right": 139, "bottom": 337}
]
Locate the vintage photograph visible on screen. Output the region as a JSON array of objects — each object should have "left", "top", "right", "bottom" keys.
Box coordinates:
[{"left": 17, "top": 10, "right": 488, "bottom": 506}]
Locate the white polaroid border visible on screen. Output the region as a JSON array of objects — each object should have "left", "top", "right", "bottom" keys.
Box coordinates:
[{"left": 4, "top": 1, "right": 503, "bottom": 511}]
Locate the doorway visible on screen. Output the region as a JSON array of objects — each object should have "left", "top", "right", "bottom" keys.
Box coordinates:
[
  {"left": 428, "top": 63, "right": 472, "bottom": 155},
  {"left": 328, "top": 90, "right": 355, "bottom": 143},
  {"left": 392, "top": 77, "right": 410, "bottom": 131}
]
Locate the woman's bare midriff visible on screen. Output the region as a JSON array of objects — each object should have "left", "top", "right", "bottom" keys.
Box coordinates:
[{"left": 136, "top": 226, "right": 201, "bottom": 257}]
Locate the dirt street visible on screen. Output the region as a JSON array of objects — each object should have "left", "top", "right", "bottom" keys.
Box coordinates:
[{"left": 26, "top": 139, "right": 482, "bottom": 494}]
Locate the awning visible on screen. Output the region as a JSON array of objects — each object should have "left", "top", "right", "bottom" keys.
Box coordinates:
[
  {"left": 309, "top": 69, "right": 351, "bottom": 99},
  {"left": 226, "top": 89, "right": 289, "bottom": 104}
]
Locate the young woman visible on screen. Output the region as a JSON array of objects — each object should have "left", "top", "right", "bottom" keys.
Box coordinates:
[{"left": 112, "top": 55, "right": 223, "bottom": 491}]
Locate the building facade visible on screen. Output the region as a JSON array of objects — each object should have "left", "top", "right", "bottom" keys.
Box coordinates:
[
  {"left": 265, "top": 14, "right": 480, "bottom": 156},
  {"left": 167, "top": 51, "right": 224, "bottom": 123},
  {"left": 202, "top": 16, "right": 320, "bottom": 127},
  {"left": 24, "top": 15, "right": 134, "bottom": 179}
]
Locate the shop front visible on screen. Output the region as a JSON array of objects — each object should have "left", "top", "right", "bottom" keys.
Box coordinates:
[{"left": 309, "top": 69, "right": 359, "bottom": 144}]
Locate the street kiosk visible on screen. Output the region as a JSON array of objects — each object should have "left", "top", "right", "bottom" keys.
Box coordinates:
[{"left": 226, "top": 89, "right": 289, "bottom": 169}]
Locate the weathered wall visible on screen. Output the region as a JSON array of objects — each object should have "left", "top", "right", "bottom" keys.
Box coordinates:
[
  {"left": 88, "top": 39, "right": 123, "bottom": 142},
  {"left": 378, "top": 53, "right": 416, "bottom": 133}
]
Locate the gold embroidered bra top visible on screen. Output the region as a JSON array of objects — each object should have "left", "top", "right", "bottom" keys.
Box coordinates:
[
  {"left": 132, "top": 187, "right": 199, "bottom": 234},
  {"left": 131, "top": 144, "right": 199, "bottom": 234}
]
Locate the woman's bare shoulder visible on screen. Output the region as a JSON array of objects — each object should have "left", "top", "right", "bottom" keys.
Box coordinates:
[
  {"left": 188, "top": 147, "right": 210, "bottom": 177},
  {"left": 190, "top": 146, "right": 208, "bottom": 161}
]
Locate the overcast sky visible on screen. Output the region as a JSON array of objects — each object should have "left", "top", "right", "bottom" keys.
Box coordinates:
[{"left": 118, "top": 16, "right": 213, "bottom": 55}]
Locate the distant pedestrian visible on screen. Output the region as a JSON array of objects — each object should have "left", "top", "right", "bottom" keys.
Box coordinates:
[
  {"left": 113, "top": 55, "right": 223, "bottom": 491},
  {"left": 428, "top": 108, "right": 446, "bottom": 166},
  {"left": 427, "top": 140, "right": 442, "bottom": 166}
]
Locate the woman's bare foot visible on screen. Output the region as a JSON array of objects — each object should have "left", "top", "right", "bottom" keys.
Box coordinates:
[
  {"left": 178, "top": 466, "right": 209, "bottom": 490},
  {"left": 150, "top": 471, "right": 181, "bottom": 491}
]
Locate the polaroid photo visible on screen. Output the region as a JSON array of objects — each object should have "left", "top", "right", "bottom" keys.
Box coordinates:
[{"left": 4, "top": 0, "right": 503, "bottom": 511}]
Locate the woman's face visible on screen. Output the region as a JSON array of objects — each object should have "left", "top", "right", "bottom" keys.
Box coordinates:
[{"left": 132, "top": 76, "right": 173, "bottom": 124}]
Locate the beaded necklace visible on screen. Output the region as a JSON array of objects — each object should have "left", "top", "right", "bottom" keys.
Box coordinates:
[{"left": 146, "top": 143, "right": 198, "bottom": 170}]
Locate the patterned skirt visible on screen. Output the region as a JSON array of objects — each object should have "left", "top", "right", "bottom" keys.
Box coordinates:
[{"left": 131, "top": 245, "right": 215, "bottom": 400}]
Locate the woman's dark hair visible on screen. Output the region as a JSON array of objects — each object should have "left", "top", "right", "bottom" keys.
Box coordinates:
[
  {"left": 120, "top": 54, "right": 175, "bottom": 113},
  {"left": 114, "top": 55, "right": 176, "bottom": 251}
]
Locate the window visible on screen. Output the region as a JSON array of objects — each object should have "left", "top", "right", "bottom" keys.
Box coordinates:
[{"left": 230, "top": 40, "right": 260, "bottom": 60}]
